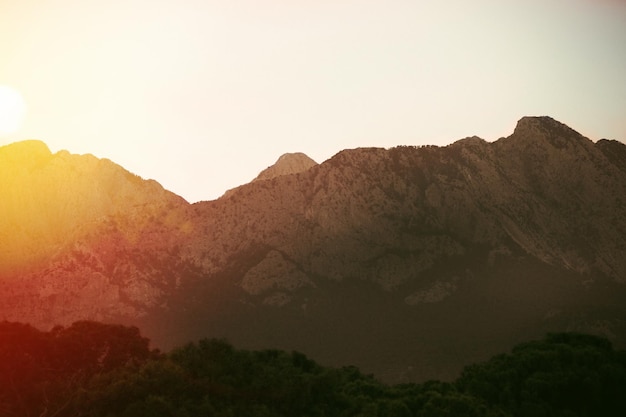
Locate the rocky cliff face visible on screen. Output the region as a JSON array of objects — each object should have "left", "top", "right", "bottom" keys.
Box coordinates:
[{"left": 1, "top": 116, "right": 626, "bottom": 382}]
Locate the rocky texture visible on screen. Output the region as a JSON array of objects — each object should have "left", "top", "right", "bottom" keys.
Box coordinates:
[
  {"left": 404, "top": 279, "right": 459, "bottom": 305},
  {"left": 1, "top": 116, "right": 626, "bottom": 383},
  {"left": 222, "top": 152, "right": 317, "bottom": 198},
  {"left": 253, "top": 152, "right": 318, "bottom": 182},
  {"left": 0, "top": 140, "right": 184, "bottom": 274},
  {"left": 0, "top": 141, "right": 190, "bottom": 325},
  {"left": 241, "top": 250, "right": 314, "bottom": 300}
]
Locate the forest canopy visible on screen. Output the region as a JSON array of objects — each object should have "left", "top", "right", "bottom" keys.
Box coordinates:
[{"left": 0, "top": 321, "right": 624, "bottom": 417}]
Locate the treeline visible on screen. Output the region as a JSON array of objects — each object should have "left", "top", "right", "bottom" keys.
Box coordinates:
[{"left": 1, "top": 321, "right": 625, "bottom": 416}]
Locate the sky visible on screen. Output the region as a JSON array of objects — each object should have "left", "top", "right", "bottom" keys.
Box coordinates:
[{"left": 1, "top": 0, "right": 625, "bottom": 202}]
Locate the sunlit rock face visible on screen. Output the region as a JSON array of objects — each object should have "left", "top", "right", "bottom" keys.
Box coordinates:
[
  {"left": 221, "top": 152, "right": 318, "bottom": 198},
  {"left": 1, "top": 116, "right": 626, "bottom": 383},
  {"left": 0, "top": 140, "right": 190, "bottom": 327},
  {"left": 0, "top": 140, "right": 185, "bottom": 273},
  {"left": 253, "top": 152, "right": 318, "bottom": 182}
]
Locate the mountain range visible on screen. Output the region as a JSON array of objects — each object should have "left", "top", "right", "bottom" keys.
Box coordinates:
[{"left": 1, "top": 116, "right": 625, "bottom": 382}]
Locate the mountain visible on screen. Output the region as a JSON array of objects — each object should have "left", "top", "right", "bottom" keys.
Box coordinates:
[
  {"left": 222, "top": 152, "right": 318, "bottom": 197},
  {"left": 253, "top": 152, "right": 318, "bottom": 182},
  {"left": 0, "top": 140, "right": 189, "bottom": 326},
  {"left": 0, "top": 140, "right": 185, "bottom": 273},
  {"left": 1, "top": 116, "right": 626, "bottom": 382}
]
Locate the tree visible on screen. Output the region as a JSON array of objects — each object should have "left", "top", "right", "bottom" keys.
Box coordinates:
[{"left": 456, "top": 333, "right": 626, "bottom": 417}]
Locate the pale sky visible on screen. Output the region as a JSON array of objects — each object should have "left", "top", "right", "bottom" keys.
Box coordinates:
[{"left": 1, "top": 0, "right": 625, "bottom": 202}]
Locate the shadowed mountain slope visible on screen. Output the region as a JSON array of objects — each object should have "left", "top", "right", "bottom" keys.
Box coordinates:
[{"left": 1, "top": 116, "right": 625, "bottom": 382}]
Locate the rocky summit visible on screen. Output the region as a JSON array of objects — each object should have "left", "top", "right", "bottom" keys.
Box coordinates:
[
  {"left": 253, "top": 152, "right": 318, "bottom": 182},
  {"left": 1, "top": 116, "right": 626, "bottom": 382}
]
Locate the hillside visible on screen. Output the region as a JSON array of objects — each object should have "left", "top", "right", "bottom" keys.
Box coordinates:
[
  {"left": 1, "top": 116, "right": 625, "bottom": 382},
  {"left": 0, "top": 140, "right": 185, "bottom": 274}
]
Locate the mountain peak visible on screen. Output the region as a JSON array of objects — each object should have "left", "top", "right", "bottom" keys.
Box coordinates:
[
  {"left": 512, "top": 116, "right": 586, "bottom": 145},
  {"left": 0, "top": 139, "right": 51, "bottom": 164},
  {"left": 254, "top": 152, "right": 318, "bottom": 182},
  {"left": 514, "top": 115, "right": 567, "bottom": 131}
]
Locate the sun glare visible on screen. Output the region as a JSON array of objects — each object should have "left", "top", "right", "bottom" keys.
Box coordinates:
[{"left": 0, "top": 85, "right": 27, "bottom": 136}]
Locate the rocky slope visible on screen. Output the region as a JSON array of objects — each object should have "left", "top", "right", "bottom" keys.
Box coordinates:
[
  {"left": 253, "top": 152, "right": 318, "bottom": 182},
  {"left": 0, "top": 140, "right": 189, "bottom": 323},
  {"left": 1, "top": 116, "right": 626, "bottom": 382},
  {"left": 222, "top": 152, "right": 318, "bottom": 198}
]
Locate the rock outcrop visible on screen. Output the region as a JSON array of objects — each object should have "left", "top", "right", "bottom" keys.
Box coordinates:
[
  {"left": 253, "top": 152, "right": 318, "bottom": 182},
  {"left": 222, "top": 152, "right": 317, "bottom": 198}
]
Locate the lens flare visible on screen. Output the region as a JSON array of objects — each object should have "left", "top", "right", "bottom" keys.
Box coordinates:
[{"left": 0, "top": 85, "right": 27, "bottom": 136}]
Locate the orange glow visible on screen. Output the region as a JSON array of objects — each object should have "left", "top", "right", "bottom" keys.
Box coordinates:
[
  {"left": 0, "top": 140, "right": 186, "bottom": 279},
  {"left": 0, "top": 86, "right": 26, "bottom": 136}
]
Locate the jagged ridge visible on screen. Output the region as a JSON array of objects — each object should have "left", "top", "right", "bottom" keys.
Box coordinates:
[{"left": 1, "top": 116, "right": 626, "bottom": 382}]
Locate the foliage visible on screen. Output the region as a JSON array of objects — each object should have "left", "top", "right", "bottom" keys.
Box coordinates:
[
  {"left": 0, "top": 320, "right": 154, "bottom": 417},
  {"left": 0, "top": 321, "right": 624, "bottom": 417},
  {"left": 457, "top": 332, "right": 626, "bottom": 417}
]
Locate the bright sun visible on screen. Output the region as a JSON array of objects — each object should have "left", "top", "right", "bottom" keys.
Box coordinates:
[{"left": 0, "top": 85, "right": 26, "bottom": 136}]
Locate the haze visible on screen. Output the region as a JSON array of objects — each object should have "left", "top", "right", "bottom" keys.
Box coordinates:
[{"left": 1, "top": 0, "right": 625, "bottom": 202}]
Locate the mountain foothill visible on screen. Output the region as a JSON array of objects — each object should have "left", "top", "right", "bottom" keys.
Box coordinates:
[{"left": 1, "top": 116, "right": 626, "bottom": 383}]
